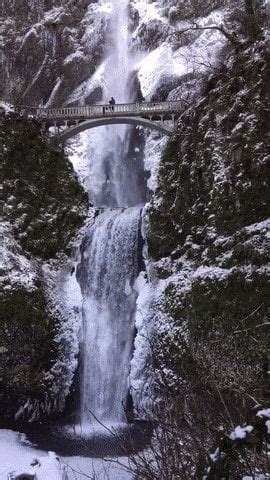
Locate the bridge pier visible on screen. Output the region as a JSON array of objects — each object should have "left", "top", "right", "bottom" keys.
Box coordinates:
[{"left": 172, "top": 114, "right": 177, "bottom": 128}]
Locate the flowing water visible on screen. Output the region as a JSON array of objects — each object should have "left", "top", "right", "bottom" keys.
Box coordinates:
[
  {"left": 77, "top": 0, "right": 146, "bottom": 428},
  {"left": 78, "top": 207, "right": 141, "bottom": 424}
]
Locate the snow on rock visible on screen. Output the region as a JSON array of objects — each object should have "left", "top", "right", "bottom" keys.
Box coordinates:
[
  {"left": 16, "top": 452, "right": 63, "bottom": 480},
  {"left": 64, "top": 50, "right": 85, "bottom": 66},
  {"left": 38, "top": 256, "right": 83, "bottom": 414},
  {"left": 80, "top": 0, "right": 111, "bottom": 57},
  {"left": 43, "top": 6, "right": 65, "bottom": 25},
  {"left": 136, "top": 43, "right": 186, "bottom": 99},
  {"left": 144, "top": 133, "right": 167, "bottom": 191},
  {"left": 135, "top": 9, "right": 225, "bottom": 100},
  {"left": 244, "top": 219, "right": 270, "bottom": 234},
  {"left": 0, "top": 222, "right": 37, "bottom": 291},
  {"left": 130, "top": 205, "right": 189, "bottom": 413},
  {"left": 256, "top": 408, "right": 270, "bottom": 419},
  {"left": 131, "top": 0, "right": 166, "bottom": 27},
  {"left": 66, "top": 61, "right": 106, "bottom": 106},
  {"left": 193, "top": 265, "right": 232, "bottom": 283},
  {"left": 229, "top": 425, "right": 254, "bottom": 440},
  {"left": 0, "top": 101, "right": 13, "bottom": 112},
  {"left": 65, "top": 133, "right": 91, "bottom": 190},
  {"left": 209, "top": 447, "right": 225, "bottom": 462},
  {"left": 130, "top": 271, "right": 155, "bottom": 412},
  {"left": 129, "top": 7, "right": 227, "bottom": 201},
  {"left": 31, "top": 452, "right": 62, "bottom": 480},
  {"left": 242, "top": 476, "right": 270, "bottom": 480}
]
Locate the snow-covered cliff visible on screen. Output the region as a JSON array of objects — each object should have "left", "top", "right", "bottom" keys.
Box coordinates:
[{"left": 1, "top": 115, "right": 89, "bottom": 423}]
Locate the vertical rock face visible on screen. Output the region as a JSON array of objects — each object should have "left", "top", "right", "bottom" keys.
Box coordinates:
[
  {"left": 1, "top": 1, "right": 107, "bottom": 106},
  {"left": 145, "top": 38, "right": 269, "bottom": 434},
  {"left": 0, "top": 115, "right": 89, "bottom": 424},
  {"left": 149, "top": 41, "right": 270, "bottom": 260},
  {"left": 126, "top": 25, "right": 269, "bottom": 474},
  {"left": 2, "top": 116, "right": 88, "bottom": 259}
]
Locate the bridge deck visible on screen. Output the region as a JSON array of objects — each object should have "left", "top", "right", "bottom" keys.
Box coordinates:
[{"left": 34, "top": 100, "right": 184, "bottom": 120}]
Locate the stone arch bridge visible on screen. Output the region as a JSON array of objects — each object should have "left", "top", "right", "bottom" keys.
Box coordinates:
[{"left": 29, "top": 100, "right": 184, "bottom": 142}]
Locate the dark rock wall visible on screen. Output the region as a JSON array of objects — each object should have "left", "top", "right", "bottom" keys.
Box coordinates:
[
  {"left": 2, "top": 116, "right": 88, "bottom": 259},
  {"left": 0, "top": 116, "right": 89, "bottom": 424},
  {"left": 149, "top": 41, "right": 269, "bottom": 261},
  {"left": 148, "top": 39, "right": 270, "bottom": 424},
  {"left": 1, "top": 0, "right": 106, "bottom": 106}
]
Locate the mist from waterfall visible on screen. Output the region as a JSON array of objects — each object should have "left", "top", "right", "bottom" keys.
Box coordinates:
[{"left": 77, "top": 0, "right": 146, "bottom": 428}]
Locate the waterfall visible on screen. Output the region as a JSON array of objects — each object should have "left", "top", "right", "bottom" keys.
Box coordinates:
[
  {"left": 77, "top": 0, "right": 146, "bottom": 428},
  {"left": 78, "top": 208, "right": 141, "bottom": 424},
  {"left": 86, "top": 0, "right": 145, "bottom": 210}
]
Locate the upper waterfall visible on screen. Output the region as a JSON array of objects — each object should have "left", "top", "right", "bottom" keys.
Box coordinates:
[
  {"left": 105, "top": 0, "right": 130, "bottom": 104},
  {"left": 84, "top": 0, "right": 146, "bottom": 208}
]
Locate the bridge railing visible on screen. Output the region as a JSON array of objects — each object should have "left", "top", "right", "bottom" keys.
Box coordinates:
[{"left": 34, "top": 101, "right": 184, "bottom": 119}]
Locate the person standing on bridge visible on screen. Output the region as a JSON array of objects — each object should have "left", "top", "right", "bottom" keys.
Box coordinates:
[{"left": 109, "top": 97, "right": 116, "bottom": 111}]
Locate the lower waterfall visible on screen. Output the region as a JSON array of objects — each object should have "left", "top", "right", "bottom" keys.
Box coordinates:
[{"left": 77, "top": 207, "right": 142, "bottom": 425}]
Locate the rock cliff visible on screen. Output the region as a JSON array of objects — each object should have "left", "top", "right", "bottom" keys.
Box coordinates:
[
  {"left": 0, "top": 114, "right": 88, "bottom": 424},
  {"left": 135, "top": 37, "right": 270, "bottom": 477}
]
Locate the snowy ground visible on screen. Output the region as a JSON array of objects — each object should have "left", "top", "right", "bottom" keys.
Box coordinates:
[
  {"left": 0, "top": 429, "right": 132, "bottom": 480},
  {"left": 0, "top": 430, "right": 61, "bottom": 480}
]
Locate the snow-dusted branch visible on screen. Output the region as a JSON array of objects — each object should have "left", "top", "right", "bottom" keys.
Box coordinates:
[{"left": 172, "top": 22, "right": 241, "bottom": 49}]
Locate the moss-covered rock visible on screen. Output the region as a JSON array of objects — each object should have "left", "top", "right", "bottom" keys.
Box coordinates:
[
  {"left": 147, "top": 40, "right": 270, "bottom": 456},
  {"left": 0, "top": 286, "right": 54, "bottom": 418},
  {"left": 149, "top": 41, "right": 270, "bottom": 262},
  {"left": 0, "top": 116, "right": 89, "bottom": 424},
  {"left": 2, "top": 115, "right": 88, "bottom": 259}
]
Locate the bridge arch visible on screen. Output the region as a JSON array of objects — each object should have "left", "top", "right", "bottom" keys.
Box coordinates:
[{"left": 55, "top": 116, "right": 174, "bottom": 143}]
